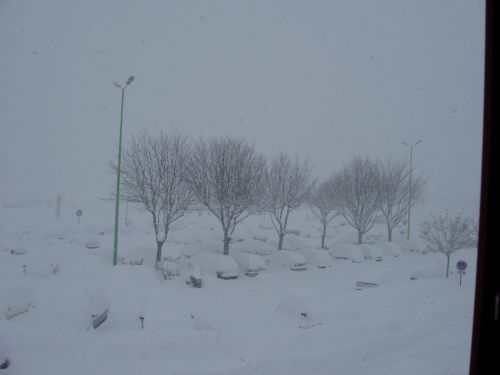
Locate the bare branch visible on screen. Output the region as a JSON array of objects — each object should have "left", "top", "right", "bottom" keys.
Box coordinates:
[
  {"left": 377, "top": 158, "right": 426, "bottom": 241},
  {"left": 119, "top": 131, "right": 194, "bottom": 265},
  {"left": 186, "top": 136, "right": 267, "bottom": 255},
  {"left": 334, "top": 156, "right": 380, "bottom": 244},
  {"left": 308, "top": 177, "right": 341, "bottom": 249},
  {"left": 265, "top": 153, "right": 315, "bottom": 250},
  {"left": 419, "top": 211, "right": 475, "bottom": 277}
]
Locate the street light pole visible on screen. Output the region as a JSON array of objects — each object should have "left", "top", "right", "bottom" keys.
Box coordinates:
[
  {"left": 113, "top": 76, "right": 134, "bottom": 265},
  {"left": 402, "top": 140, "right": 422, "bottom": 240}
]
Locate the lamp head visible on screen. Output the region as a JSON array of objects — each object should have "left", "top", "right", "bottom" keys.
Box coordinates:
[{"left": 126, "top": 76, "right": 135, "bottom": 85}]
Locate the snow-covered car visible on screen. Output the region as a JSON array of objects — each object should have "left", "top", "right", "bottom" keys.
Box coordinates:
[
  {"left": 298, "top": 249, "right": 332, "bottom": 269},
  {"left": 71, "top": 234, "right": 100, "bottom": 250},
  {"left": 84, "top": 238, "right": 100, "bottom": 250},
  {"left": 230, "top": 238, "right": 274, "bottom": 255},
  {"left": 22, "top": 260, "right": 59, "bottom": 277},
  {"left": 1, "top": 239, "right": 28, "bottom": 255},
  {"left": 89, "top": 289, "right": 110, "bottom": 329},
  {"left": 358, "top": 244, "right": 383, "bottom": 261},
  {"left": 282, "top": 235, "right": 307, "bottom": 250},
  {"left": 330, "top": 244, "right": 364, "bottom": 263},
  {"left": 376, "top": 241, "right": 402, "bottom": 257},
  {"left": 186, "top": 253, "right": 239, "bottom": 280},
  {"left": 184, "top": 263, "right": 202, "bottom": 287},
  {"left": 0, "top": 358, "right": 9, "bottom": 370},
  {"left": 267, "top": 250, "right": 307, "bottom": 271},
  {"left": 232, "top": 252, "right": 266, "bottom": 276},
  {"left": 123, "top": 246, "right": 146, "bottom": 265},
  {"left": 3, "top": 284, "right": 36, "bottom": 320},
  {"left": 397, "top": 239, "right": 428, "bottom": 253}
]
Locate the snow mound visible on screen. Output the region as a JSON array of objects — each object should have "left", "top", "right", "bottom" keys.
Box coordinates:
[
  {"left": 191, "top": 313, "right": 218, "bottom": 332},
  {"left": 253, "top": 235, "right": 268, "bottom": 242},
  {"left": 233, "top": 252, "right": 266, "bottom": 276},
  {"left": 85, "top": 237, "right": 100, "bottom": 249},
  {"left": 42, "top": 229, "right": 66, "bottom": 240},
  {"left": 71, "top": 234, "right": 100, "bottom": 249},
  {"left": 258, "top": 223, "right": 274, "bottom": 231},
  {"left": 282, "top": 235, "right": 307, "bottom": 250},
  {"left": 184, "top": 263, "right": 203, "bottom": 287},
  {"left": 1, "top": 239, "right": 27, "bottom": 255},
  {"left": 160, "top": 258, "right": 180, "bottom": 279},
  {"left": 376, "top": 241, "right": 402, "bottom": 257},
  {"left": 330, "top": 244, "right": 364, "bottom": 263},
  {"left": 398, "top": 239, "right": 428, "bottom": 253},
  {"left": 358, "top": 244, "right": 383, "bottom": 261},
  {"left": 2, "top": 284, "right": 36, "bottom": 320},
  {"left": 267, "top": 251, "right": 307, "bottom": 271},
  {"left": 125, "top": 246, "right": 146, "bottom": 265},
  {"left": 335, "top": 232, "right": 360, "bottom": 245},
  {"left": 89, "top": 288, "right": 110, "bottom": 329},
  {"left": 298, "top": 249, "right": 332, "bottom": 268},
  {"left": 185, "top": 253, "right": 239, "bottom": 279},
  {"left": 22, "top": 260, "right": 59, "bottom": 277},
  {"left": 275, "top": 293, "right": 310, "bottom": 319}
]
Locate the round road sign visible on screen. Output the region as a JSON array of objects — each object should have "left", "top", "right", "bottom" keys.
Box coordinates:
[{"left": 456, "top": 260, "right": 467, "bottom": 271}]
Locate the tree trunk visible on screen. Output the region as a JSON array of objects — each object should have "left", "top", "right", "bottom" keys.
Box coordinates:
[
  {"left": 278, "top": 233, "right": 285, "bottom": 250},
  {"left": 358, "top": 231, "right": 363, "bottom": 244},
  {"left": 446, "top": 253, "right": 450, "bottom": 278},
  {"left": 223, "top": 233, "right": 230, "bottom": 255},
  {"left": 387, "top": 225, "right": 393, "bottom": 242},
  {"left": 321, "top": 224, "right": 327, "bottom": 249},
  {"left": 156, "top": 241, "right": 163, "bottom": 266}
]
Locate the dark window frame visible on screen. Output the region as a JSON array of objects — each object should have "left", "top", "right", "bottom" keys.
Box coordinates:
[{"left": 469, "top": 1, "right": 500, "bottom": 373}]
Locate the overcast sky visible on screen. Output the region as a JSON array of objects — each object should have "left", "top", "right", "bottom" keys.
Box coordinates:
[{"left": 0, "top": 0, "right": 485, "bottom": 221}]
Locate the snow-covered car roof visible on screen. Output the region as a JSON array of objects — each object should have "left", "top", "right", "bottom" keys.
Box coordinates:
[
  {"left": 267, "top": 250, "right": 307, "bottom": 271},
  {"left": 330, "top": 244, "right": 364, "bottom": 263},
  {"left": 298, "top": 249, "right": 333, "bottom": 268},
  {"left": 186, "top": 253, "right": 239, "bottom": 279}
]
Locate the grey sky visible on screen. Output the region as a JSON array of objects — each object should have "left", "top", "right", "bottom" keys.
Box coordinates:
[{"left": 0, "top": 0, "right": 484, "bottom": 221}]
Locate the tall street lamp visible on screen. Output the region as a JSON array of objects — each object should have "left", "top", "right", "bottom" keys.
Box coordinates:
[
  {"left": 112, "top": 75, "right": 134, "bottom": 265},
  {"left": 402, "top": 140, "right": 422, "bottom": 240}
]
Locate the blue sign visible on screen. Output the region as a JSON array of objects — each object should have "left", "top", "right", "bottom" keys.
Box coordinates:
[{"left": 456, "top": 260, "right": 467, "bottom": 271}]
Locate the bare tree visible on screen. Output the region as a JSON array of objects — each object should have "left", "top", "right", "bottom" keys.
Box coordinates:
[
  {"left": 308, "top": 177, "right": 341, "bottom": 249},
  {"left": 377, "top": 158, "right": 426, "bottom": 241},
  {"left": 419, "top": 212, "right": 475, "bottom": 278},
  {"left": 334, "top": 156, "right": 380, "bottom": 244},
  {"left": 266, "top": 153, "right": 314, "bottom": 250},
  {"left": 186, "top": 136, "right": 267, "bottom": 255},
  {"left": 470, "top": 215, "right": 479, "bottom": 247},
  {"left": 119, "top": 131, "right": 193, "bottom": 266}
]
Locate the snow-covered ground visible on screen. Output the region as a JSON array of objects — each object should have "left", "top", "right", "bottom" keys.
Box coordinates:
[{"left": 0, "top": 203, "right": 477, "bottom": 375}]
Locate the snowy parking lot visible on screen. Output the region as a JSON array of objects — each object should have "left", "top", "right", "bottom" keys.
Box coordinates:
[{"left": 0, "top": 205, "right": 477, "bottom": 375}]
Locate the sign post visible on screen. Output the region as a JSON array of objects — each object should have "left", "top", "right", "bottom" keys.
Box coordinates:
[
  {"left": 76, "top": 209, "right": 83, "bottom": 224},
  {"left": 456, "top": 260, "right": 467, "bottom": 286}
]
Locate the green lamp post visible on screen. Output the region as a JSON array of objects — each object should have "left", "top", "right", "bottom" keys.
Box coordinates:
[{"left": 112, "top": 76, "right": 134, "bottom": 265}]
